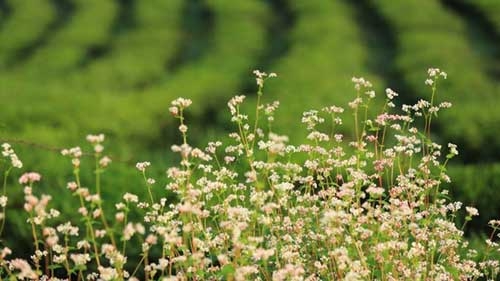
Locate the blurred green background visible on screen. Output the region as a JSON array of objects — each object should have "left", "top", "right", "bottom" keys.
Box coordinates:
[{"left": 0, "top": 0, "right": 499, "bottom": 254}]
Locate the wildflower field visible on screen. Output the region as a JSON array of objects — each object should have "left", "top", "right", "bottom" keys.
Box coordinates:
[
  {"left": 1, "top": 69, "right": 500, "bottom": 280},
  {"left": 1, "top": 0, "right": 500, "bottom": 280}
]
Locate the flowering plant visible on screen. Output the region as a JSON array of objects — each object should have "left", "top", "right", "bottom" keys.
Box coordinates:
[{"left": 0, "top": 69, "right": 499, "bottom": 280}]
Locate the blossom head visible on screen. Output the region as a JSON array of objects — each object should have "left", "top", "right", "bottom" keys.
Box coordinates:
[{"left": 19, "top": 172, "right": 42, "bottom": 185}]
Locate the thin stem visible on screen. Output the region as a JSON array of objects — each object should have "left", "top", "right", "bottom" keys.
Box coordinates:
[
  {"left": 0, "top": 167, "right": 11, "bottom": 236},
  {"left": 251, "top": 86, "right": 263, "bottom": 150}
]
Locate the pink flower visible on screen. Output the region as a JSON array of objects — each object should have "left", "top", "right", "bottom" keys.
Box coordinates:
[{"left": 18, "top": 172, "right": 42, "bottom": 185}]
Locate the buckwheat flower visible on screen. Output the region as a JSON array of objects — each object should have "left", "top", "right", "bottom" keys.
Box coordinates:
[
  {"left": 366, "top": 135, "right": 377, "bottom": 142},
  {"left": 0, "top": 196, "right": 7, "bottom": 208},
  {"left": 366, "top": 185, "right": 385, "bottom": 197},
  {"left": 439, "top": 101, "right": 452, "bottom": 108},
  {"left": 322, "top": 105, "right": 344, "bottom": 114},
  {"left": 86, "top": 194, "right": 100, "bottom": 204},
  {"left": 92, "top": 209, "right": 101, "bottom": 218},
  {"left": 146, "top": 234, "right": 158, "bottom": 245},
  {"left": 123, "top": 192, "right": 139, "bottom": 203},
  {"left": 178, "top": 124, "right": 188, "bottom": 133},
  {"left": 253, "top": 70, "right": 266, "bottom": 86},
  {"left": 228, "top": 95, "right": 245, "bottom": 115},
  {"left": 235, "top": 266, "right": 259, "bottom": 280},
  {"left": 425, "top": 79, "right": 434, "bottom": 86},
  {"left": 253, "top": 69, "right": 265, "bottom": 78},
  {"left": 49, "top": 208, "right": 60, "bottom": 218},
  {"left": 252, "top": 248, "right": 275, "bottom": 261},
  {"left": 334, "top": 134, "right": 343, "bottom": 142},
  {"left": 245, "top": 170, "right": 257, "bottom": 183},
  {"left": 348, "top": 97, "right": 363, "bottom": 109},
  {"left": 76, "top": 187, "right": 89, "bottom": 197},
  {"left": 136, "top": 161, "right": 150, "bottom": 172},
  {"left": 448, "top": 143, "right": 459, "bottom": 156},
  {"left": 1, "top": 247, "right": 11, "bottom": 259},
  {"left": 10, "top": 258, "right": 37, "bottom": 279},
  {"left": 2, "top": 143, "right": 23, "bottom": 168},
  {"left": 70, "top": 253, "right": 91, "bottom": 266},
  {"left": 123, "top": 223, "right": 135, "bottom": 241},
  {"left": 220, "top": 156, "right": 233, "bottom": 164},
  {"left": 169, "top": 106, "right": 179, "bottom": 116},
  {"left": 307, "top": 131, "right": 329, "bottom": 142},
  {"left": 352, "top": 77, "right": 372, "bottom": 90},
  {"left": 385, "top": 88, "right": 399, "bottom": 100},
  {"left": 66, "top": 181, "right": 78, "bottom": 191},
  {"left": 171, "top": 97, "right": 192, "bottom": 109},
  {"left": 114, "top": 203, "right": 125, "bottom": 211},
  {"left": 344, "top": 271, "right": 362, "bottom": 281},
  {"left": 94, "top": 144, "right": 104, "bottom": 153},
  {"left": 95, "top": 229, "right": 106, "bottom": 238},
  {"left": 10, "top": 154, "right": 23, "bottom": 168},
  {"left": 115, "top": 212, "right": 125, "bottom": 222},
  {"left": 98, "top": 266, "right": 118, "bottom": 281},
  {"left": 429, "top": 106, "right": 439, "bottom": 113},
  {"left": 86, "top": 134, "right": 105, "bottom": 144},
  {"left": 45, "top": 236, "right": 59, "bottom": 248},
  {"left": 217, "top": 254, "right": 229, "bottom": 265},
  {"left": 77, "top": 240, "right": 91, "bottom": 250},
  {"left": 488, "top": 219, "right": 500, "bottom": 227},
  {"left": 19, "top": 172, "right": 42, "bottom": 184},
  {"left": 57, "top": 222, "right": 79, "bottom": 236},
  {"left": 62, "top": 146, "right": 82, "bottom": 158},
  {"left": 428, "top": 67, "right": 440, "bottom": 77},
  {"left": 466, "top": 206, "right": 479, "bottom": 217},
  {"left": 53, "top": 254, "right": 67, "bottom": 264},
  {"left": 99, "top": 156, "right": 111, "bottom": 167},
  {"left": 1, "top": 143, "right": 10, "bottom": 156},
  {"left": 147, "top": 178, "right": 155, "bottom": 185},
  {"left": 365, "top": 90, "right": 376, "bottom": 98}
]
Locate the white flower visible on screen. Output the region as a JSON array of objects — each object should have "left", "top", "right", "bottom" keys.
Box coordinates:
[
  {"left": 136, "top": 161, "right": 151, "bottom": 172},
  {"left": 0, "top": 196, "right": 7, "bottom": 207},
  {"left": 70, "top": 253, "right": 91, "bottom": 266},
  {"left": 466, "top": 206, "right": 479, "bottom": 217}
]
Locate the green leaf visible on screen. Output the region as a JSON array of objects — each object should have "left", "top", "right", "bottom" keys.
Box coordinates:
[{"left": 219, "top": 264, "right": 235, "bottom": 278}]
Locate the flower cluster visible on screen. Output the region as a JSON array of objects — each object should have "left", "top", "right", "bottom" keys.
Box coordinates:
[
  {"left": 253, "top": 69, "right": 277, "bottom": 88},
  {"left": 0, "top": 69, "right": 498, "bottom": 280},
  {"left": 1, "top": 143, "right": 22, "bottom": 168}
]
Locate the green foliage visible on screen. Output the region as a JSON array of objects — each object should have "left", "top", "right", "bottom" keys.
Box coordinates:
[
  {"left": 257, "top": 0, "right": 384, "bottom": 143},
  {"left": 0, "top": 1, "right": 499, "bottom": 260},
  {"left": 0, "top": 0, "right": 56, "bottom": 68},
  {"left": 1, "top": 73, "right": 499, "bottom": 280},
  {"left": 447, "top": 163, "right": 500, "bottom": 233},
  {"left": 372, "top": 0, "right": 500, "bottom": 161}
]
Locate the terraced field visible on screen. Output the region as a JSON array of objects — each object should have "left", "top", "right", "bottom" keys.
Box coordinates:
[{"left": 1, "top": 0, "right": 499, "bottom": 239}]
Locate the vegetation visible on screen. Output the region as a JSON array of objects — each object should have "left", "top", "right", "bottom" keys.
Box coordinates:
[
  {"left": 0, "top": 0, "right": 499, "bottom": 271},
  {"left": 1, "top": 70, "right": 499, "bottom": 280},
  {"left": 0, "top": 0, "right": 56, "bottom": 68}
]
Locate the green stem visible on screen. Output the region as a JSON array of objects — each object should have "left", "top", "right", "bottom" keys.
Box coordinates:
[
  {"left": 251, "top": 87, "right": 263, "bottom": 150},
  {"left": 0, "top": 167, "right": 11, "bottom": 236}
]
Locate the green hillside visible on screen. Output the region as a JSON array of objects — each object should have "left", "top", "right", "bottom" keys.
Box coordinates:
[{"left": 0, "top": 0, "right": 499, "bottom": 253}]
